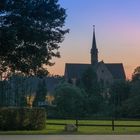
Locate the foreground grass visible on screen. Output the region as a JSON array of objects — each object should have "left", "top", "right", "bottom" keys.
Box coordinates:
[{"left": 0, "top": 120, "right": 140, "bottom": 135}]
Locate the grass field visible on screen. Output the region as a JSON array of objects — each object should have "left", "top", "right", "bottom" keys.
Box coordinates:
[{"left": 0, "top": 119, "right": 140, "bottom": 135}]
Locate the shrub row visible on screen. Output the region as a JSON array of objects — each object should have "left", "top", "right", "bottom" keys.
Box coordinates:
[{"left": 0, "top": 107, "right": 46, "bottom": 131}]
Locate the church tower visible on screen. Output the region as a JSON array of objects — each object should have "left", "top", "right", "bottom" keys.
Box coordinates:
[{"left": 91, "top": 25, "right": 98, "bottom": 65}]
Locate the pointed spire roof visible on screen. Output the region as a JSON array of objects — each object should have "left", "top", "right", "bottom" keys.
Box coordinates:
[
  {"left": 91, "top": 25, "right": 98, "bottom": 65},
  {"left": 92, "top": 25, "right": 97, "bottom": 50}
]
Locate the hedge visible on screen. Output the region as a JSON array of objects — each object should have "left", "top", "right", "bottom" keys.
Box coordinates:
[{"left": 0, "top": 107, "right": 46, "bottom": 130}]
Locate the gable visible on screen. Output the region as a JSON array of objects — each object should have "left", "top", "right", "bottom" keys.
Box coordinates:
[{"left": 96, "top": 62, "right": 114, "bottom": 83}]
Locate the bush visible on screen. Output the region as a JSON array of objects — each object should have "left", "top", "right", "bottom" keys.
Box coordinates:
[{"left": 0, "top": 107, "right": 46, "bottom": 130}]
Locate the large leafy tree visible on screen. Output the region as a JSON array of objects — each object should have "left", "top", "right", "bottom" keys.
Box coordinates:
[
  {"left": 54, "top": 82, "right": 86, "bottom": 118},
  {"left": 0, "top": 0, "right": 68, "bottom": 76}
]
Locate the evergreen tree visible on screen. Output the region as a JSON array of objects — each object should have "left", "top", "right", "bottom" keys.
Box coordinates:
[
  {"left": 19, "top": 95, "right": 27, "bottom": 107},
  {"left": 81, "top": 67, "right": 100, "bottom": 96},
  {"left": 80, "top": 67, "right": 103, "bottom": 115},
  {"left": 33, "top": 79, "right": 47, "bottom": 107}
]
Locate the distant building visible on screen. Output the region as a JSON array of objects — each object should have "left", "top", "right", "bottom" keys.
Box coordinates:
[{"left": 64, "top": 26, "right": 126, "bottom": 86}]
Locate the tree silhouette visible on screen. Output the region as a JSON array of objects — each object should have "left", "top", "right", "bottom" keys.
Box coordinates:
[
  {"left": 0, "top": 0, "right": 69, "bottom": 76},
  {"left": 132, "top": 66, "right": 140, "bottom": 82},
  {"left": 80, "top": 67, "right": 103, "bottom": 115},
  {"left": 33, "top": 79, "right": 47, "bottom": 107}
]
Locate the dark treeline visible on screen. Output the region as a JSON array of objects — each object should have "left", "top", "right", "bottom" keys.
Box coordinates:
[
  {"left": 0, "top": 75, "right": 48, "bottom": 107},
  {"left": 0, "top": 66, "right": 140, "bottom": 119},
  {"left": 49, "top": 66, "right": 140, "bottom": 119}
]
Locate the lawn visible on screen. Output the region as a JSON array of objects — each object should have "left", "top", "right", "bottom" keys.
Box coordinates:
[
  {"left": 0, "top": 119, "right": 140, "bottom": 135},
  {"left": 46, "top": 119, "right": 140, "bottom": 134}
]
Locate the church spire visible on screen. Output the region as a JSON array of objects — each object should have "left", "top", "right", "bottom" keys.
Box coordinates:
[{"left": 91, "top": 25, "right": 98, "bottom": 65}]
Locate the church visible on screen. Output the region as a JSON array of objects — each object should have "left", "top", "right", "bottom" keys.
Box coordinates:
[{"left": 64, "top": 26, "right": 126, "bottom": 86}]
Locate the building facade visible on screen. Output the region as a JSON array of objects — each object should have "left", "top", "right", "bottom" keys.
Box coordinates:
[{"left": 64, "top": 26, "right": 126, "bottom": 86}]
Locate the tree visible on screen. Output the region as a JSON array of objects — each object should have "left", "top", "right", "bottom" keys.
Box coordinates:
[
  {"left": 109, "top": 80, "right": 130, "bottom": 107},
  {"left": 130, "top": 66, "right": 140, "bottom": 98},
  {"left": 33, "top": 79, "right": 47, "bottom": 107},
  {"left": 108, "top": 80, "right": 130, "bottom": 118},
  {"left": 19, "top": 95, "right": 27, "bottom": 107},
  {"left": 0, "top": 0, "right": 69, "bottom": 76},
  {"left": 119, "top": 95, "right": 140, "bottom": 118},
  {"left": 116, "top": 66, "right": 140, "bottom": 118},
  {"left": 54, "top": 82, "right": 86, "bottom": 118},
  {"left": 80, "top": 67, "right": 98, "bottom": 94},
  {"left": 0, "top": 81, "right": 6, "bottom": 107},
  {"left": 79, "top": 67, "right": 104, "bottom": 115},
  {"left": 132, "top": 66, "right": 140, "bottom": 82}
]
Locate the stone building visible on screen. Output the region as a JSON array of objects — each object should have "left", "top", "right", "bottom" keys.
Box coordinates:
[{"left": 64, "top": 26, "right": 126, "bottom": 86}]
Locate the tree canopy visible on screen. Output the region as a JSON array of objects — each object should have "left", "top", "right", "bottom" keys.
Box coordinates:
[
  {"left": 129, "top": 66, "right": 140, "bottom": 98},
  {"left": 79, "top": 67, "right": 104, "bottom": 115},
  {"left": 0, "top": 0, "right": 69, "bottom": 76},
  {"left": 132, "top": 66, "right": 140, "bottom": 82},
  {"left": 109, "top": 80, "right": 130, "bottom": 107},
  {"left": 119, "top": 95, "right": 140, "bottom": 118},
  {"left": 54, "top": 82, "right": 86, "bottom": 118},
  {"left": 80, "top": 67, "right": 99, "bottom": 95}
]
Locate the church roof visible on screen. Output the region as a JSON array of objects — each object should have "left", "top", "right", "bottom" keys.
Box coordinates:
[
  {"left": 105, "top": 63, "right": 126, "bottom": 79},
  {"left": 65, "top": 63, "right": 91, "bottom": 79},
  {"left": 65, "top": 63, "right": 126, "bottom": 80}
]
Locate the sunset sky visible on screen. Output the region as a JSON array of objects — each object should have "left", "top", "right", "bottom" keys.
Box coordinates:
[{"left": 47, "top": 0, "right": 140, "bottom": 79}]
